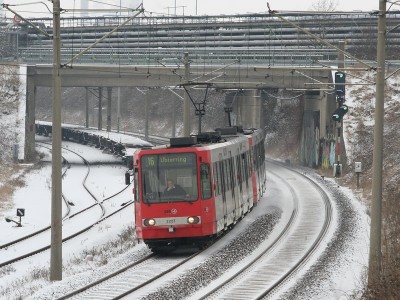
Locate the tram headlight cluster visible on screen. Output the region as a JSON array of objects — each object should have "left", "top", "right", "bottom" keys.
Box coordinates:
[
  {"left": 187, "top": 216, "right": 200, "bottom": 224},
  {"left": 144, "top": 218, "right": 156, "bottom": 226}
]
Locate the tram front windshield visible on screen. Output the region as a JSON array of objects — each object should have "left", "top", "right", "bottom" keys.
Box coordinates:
[{"left": 140, "top": 153, "right": 198, "bottom": 203}]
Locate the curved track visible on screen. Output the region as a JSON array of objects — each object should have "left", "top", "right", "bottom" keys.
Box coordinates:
[
  {"left": 0, "top": 141, "right": 133, "bottom": 268},
  {"left": 191, "top": 161, "right": 333, "bottom": 300},
  {"left": 51, "top": 160, "right": 334, "bottom": 300}
]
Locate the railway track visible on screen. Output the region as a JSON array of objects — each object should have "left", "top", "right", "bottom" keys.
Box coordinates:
[
  {"left": 1, "top": 133, "right": 336, "bottom": 300},
  {"left": 50, "top": 160, "right": 334, "bottom": 300},
  {"left": 57, "top": 252, "right": 203, "bottom": 300},
  {"left": 190, "top": 161, "right": 333, "bottom": 299},
  {"left": 0, "top": 140, "right": 133, "bottom": 268}
]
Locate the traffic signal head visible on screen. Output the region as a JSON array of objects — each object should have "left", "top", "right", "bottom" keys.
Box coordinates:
[
  {"left": 335, "top": 71, "right": 346, "bottom": 99},
  {"left": 332, "top": 104, "right": 349, "bottom": 122}
]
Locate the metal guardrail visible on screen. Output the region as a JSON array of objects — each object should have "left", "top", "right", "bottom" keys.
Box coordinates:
[
  {"left": 19, "top": 47, "right": 337, "bottom": 66},
  {"left": 36, "top": 123, "right": 137, "bottom": 168},
  {"left": 35, "top": 123, "right": 169, "bottom": 169},
  {"left": 3, "top": 12, "right": 400, "bottom": 65}
]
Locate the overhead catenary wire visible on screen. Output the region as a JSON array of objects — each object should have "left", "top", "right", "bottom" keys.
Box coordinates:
[
  {"left": 5, "top": 1, "right": 52, "bottom": 13},
  {"left": 88, "top": 0, "right": 127, "bottom": 9},
  {"left": 2, "top": 3, "right": 51, "bottom": 37},
  {"left": 262, "top": 89, "right": 304, "bottom": 100}
]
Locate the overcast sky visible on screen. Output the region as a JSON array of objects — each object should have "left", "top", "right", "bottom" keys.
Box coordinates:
[{"left": 1, "top": 0, "right": 380, "bottom": 18}]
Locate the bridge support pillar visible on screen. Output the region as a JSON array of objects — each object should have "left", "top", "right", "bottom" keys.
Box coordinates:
[
  {"left": 107, "top": 87, "right": 112, "bottom": 132},
  {"left": 234, "top": 89, "right": 262, "bottom": 129},
  {"left": 98, "top": 87, "right": 102, "bottom": 131},
  {"left": 25, "top": 67, "right": 36, "bottom": 162},
  {"left": 320, "top": 90, "right": 328, "bottom": 138},
  {"left": 85, "top": 87, "right": 89, "bottom": 128}
]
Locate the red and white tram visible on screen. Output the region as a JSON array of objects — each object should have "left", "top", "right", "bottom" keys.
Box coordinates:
[{"left": 130, "top": 127, "right": 266, "bottom": 252}]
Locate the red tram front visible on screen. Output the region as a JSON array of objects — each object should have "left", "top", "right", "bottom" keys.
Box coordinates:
[{"left": 131, "top": 129, "right": 266, "bottom": 252}]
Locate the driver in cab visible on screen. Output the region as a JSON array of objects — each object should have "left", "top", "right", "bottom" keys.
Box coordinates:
[{"left": 163, "top": 179, "right": 189, "bottom": 198}]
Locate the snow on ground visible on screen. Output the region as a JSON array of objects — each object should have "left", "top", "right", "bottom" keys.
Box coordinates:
[
  {"left": 2, "top": 70, "right": 392, "bottom": 299},
  {"left": 0, "top": 132, "right": 146, "bottom": 299},
  {"left": 279, "top": 173, "right": 370, "bottom": 300},
  {"left": 0, "top": 144, "right": 370, "bottom": 300}
]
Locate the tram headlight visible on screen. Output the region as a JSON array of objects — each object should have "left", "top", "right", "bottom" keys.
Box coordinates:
[
  {"left": 144, "top": 218, "right": 156, "bottom": 226},
  {"left": 187, "top": 216, "right": 200, "bottom": 224}
]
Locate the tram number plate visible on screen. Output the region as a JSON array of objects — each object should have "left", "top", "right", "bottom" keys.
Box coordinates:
[{"left": 166, "top": 219, "right": 176, "bottom": 224}]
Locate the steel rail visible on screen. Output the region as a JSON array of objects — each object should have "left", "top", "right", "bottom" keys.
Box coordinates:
[
  {"left": 197, "top": 160, "right": 333, "bottom": 299},
  {"left": 256, "top": 160, "right": 333, "bottom": 299},
  {"left": 57, "top": 252, "right": 203, "bottom": 300},
  {"left": 0, "top": 143, "right": 133, "bottom": 268}
]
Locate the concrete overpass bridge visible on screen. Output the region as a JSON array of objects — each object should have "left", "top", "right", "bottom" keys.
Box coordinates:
[
  {"left": 7, "top": 12, "right": 387, "bottom": 167},
  {"left": 24, "top": 61, "right": 358, "bottom": 169}
]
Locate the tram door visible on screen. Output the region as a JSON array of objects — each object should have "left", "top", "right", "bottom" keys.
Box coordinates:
[
  {"left": 235, "top": 149, "right": 244, "bottom": 218},
  {"left": 229, "top": 151, "right": 239, "bottom": 222},
  {"left": 219, "top": 155, "right": 228, "bottom": 229}
]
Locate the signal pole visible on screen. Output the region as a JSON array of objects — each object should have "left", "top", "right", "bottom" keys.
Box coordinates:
[
  {"left": 183, "top": 52, "right": 191, "bottom": 136},
  {"left": 368, "top": 0, "right": 386, "bottom": 286},
  {"left": 50, "top": 0, "right": 62, "bottom": 281},
  {"left": 334, "top": 41, "right": 346, "bottom": 177}
]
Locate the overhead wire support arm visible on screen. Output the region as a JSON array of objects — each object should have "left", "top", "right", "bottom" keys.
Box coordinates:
[
  {"left": 156, "top": 59, "right": 183, "bottom": 80},
  {"left": 180, "top": 82, "right": 213, "bottom": 134},
  {"left": 266, "top": 3, "right": 375, "bottom": 71},
  {"left": 191, "top": 60, "right": 239, "bottom": 82},
  {"left": 294, "top": 70, "right": 325, "bottom": 84},
  {"left": 179, "top": 82, "right": 213, "bottom": 107},
  {"left": 2, "top": 3, "right": 51, "bottom": 38},
  {"left": 385, "top": 67, "right": 400, "bottom": 80},
  {"left": 62, "top": 6, "right": 144, "bottom": 67}
]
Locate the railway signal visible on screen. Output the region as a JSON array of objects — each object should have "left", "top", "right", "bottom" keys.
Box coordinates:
[
  {"left": 332, "top": 104, "right": 348, "bottom": 122},
  {"left": 5, "top": 208, "right": 25, "bottom": 227},
  {"left": 335, "top": 71, "right": 346, "bottom": 102}
]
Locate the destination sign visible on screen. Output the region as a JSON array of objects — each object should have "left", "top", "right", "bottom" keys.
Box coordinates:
[{"left": 142, "top": 153, "right": 195, "bottom": 168}]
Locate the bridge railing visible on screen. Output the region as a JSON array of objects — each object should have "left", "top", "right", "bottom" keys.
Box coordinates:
[{"left": 18, "top": 47, "right": 338, "bottom": 66}]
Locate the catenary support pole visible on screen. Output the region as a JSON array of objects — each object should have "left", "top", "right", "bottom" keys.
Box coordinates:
[
  {"left": 145, "top": 89, "right": 150, "bottom": 141},
  {"left": 368, "top": 0, "right": 386, "bottom": 287},
  {"left": 183, "top": 52, "right": 191, "bottom": 136},
  {"left": 50, "top": 0, "right": 62, "bottom": 281},
  {"left": 172, "top": 97, "right": 176, "bottom": 137}
]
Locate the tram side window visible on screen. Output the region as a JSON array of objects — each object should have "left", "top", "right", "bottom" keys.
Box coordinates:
[
  {"left": 200, "top": 164, "right": 212, "bottom": 199},
  {"left": 229, "top": 157, "right": 235, "bottom": 190},
  {"left": 254, "top": 143, "right": 259, "bottom": 169},
  {"left": 243, "top": 152, "right": 249, "bottom": 188},
  {"left": 247, "top": 150, "right": 252, "bottom": 173},
  {"left": 224, "top": 160, "right": 231, "bottom": 191},
  {"left": 236, "top": 156, "right": 242, "bottom": 186},
  {"left": 213, "top": 163, "right": 219, "bottom": 196},
  {"left": 219, "top": 161, "right": 226, "bottom": 194}
]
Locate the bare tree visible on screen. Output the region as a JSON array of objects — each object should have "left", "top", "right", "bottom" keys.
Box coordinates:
[
  {"left": 311, "top": 0, "right": 338, "bottom": 11},
  {"left": 0, "top": 65, "right": 20, "bottom": 163}
]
